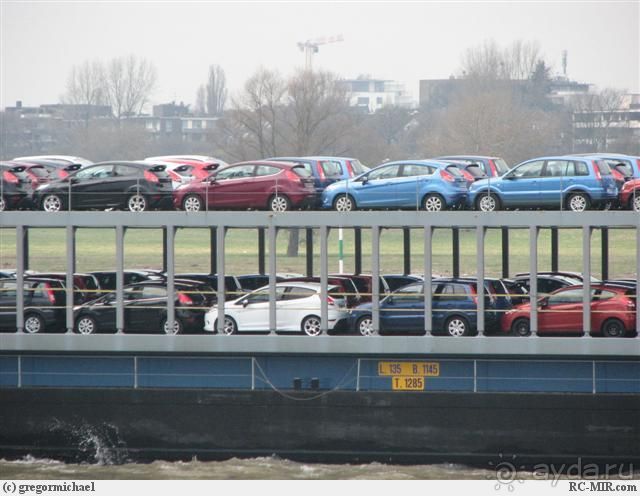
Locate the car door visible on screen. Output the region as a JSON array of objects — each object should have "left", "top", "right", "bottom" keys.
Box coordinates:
[
  {"left": 70, "top": 164, "right": 116, "bottom": 209},
  {"left": 538, "top": 160, "right": 569, "bottom": 207},
  {"left": 0, "top": 280, "right": 19, "bottom": 329},
  {"left": 276, "top": 286, "right": 316, "bottom": 331},
  {"left": 352, "top": 164, "right": 401, "bottom": 207},
  {"left": 124, "top": 285, "right": 166, "bottom": 333},
  {"left": 500, "top": 160, "right": 544, "bottom": 207},
  {"left": 254, "top": 165, "right": 283, "bottom": 208},
  {"left": 395, "top": 164, "right": 435, "bottom": 207},
  {"left": 114, "top": 164, "right": 145, "bottom": 205},
  {"left": 379, "top": 283, "right": 424, "bottom": 333},
  {"left": 232, "top": 287, "right": 285, "bottom": 331},
  {"left": 206, "top": 165, "right": 257, "bottom": 208},
  {"left": 539, "top": 288, "right": 584, "bottom": 333}
]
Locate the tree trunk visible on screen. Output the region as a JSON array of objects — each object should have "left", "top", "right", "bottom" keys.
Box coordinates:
[{"left": 287, "top": 229, "right": 300, "bottom": 257}]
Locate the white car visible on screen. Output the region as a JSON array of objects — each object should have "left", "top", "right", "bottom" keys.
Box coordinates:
[
  {"left": 13, "top": 155, "right": 93, "bottom": 167},
  {"left": 145, "top": 155, "right": 228, "bottom": 167},
  {"left": 204, "top": 282, "right": 349, "bottom": 336}
]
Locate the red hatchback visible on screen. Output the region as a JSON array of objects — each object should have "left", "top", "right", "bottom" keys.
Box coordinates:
[
  {"left": 173, "top": 160, "right": 315, "bottom": 212},
  {"left": 620, "top": 178, "right": 640, "bottom": 212},
  {"left": 501, "top": 284, "right": 636, "bottom": 337}
]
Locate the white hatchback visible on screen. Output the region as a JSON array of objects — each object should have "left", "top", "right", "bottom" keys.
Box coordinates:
[{"left": 204, "top": 282, "right": 349, "bottom": 336}]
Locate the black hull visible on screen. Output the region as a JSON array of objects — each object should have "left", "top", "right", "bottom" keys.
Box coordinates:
[{"left": 1, "top": 388, "right": 638, "bottom": 468}]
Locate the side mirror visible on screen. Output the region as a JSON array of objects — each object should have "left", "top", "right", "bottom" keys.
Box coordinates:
[
  {"left": 360, "top": 176, "right": 369, "bottom": 185},
  {"left": 386, "top": 296, "right": 394, "bottom": 305},
  {"left": 539, "top": 297, "right": 549, "bottom": 308},
  {"left": 242, "top": 299, "right": 249, "bottom": 307},
  {"left": 503, "top": 175, "right": 515, "bottom": 180}
]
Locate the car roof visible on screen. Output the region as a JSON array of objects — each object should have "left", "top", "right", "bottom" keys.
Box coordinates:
[
  {"left": 435, "top": 155, "right": 501, "bottom": 160},
  {"left": 252, "top": 281, "right": 338, "bottom": 292},
  {"left": 225, "top": 160, "right": 301, "bottom": 169}
]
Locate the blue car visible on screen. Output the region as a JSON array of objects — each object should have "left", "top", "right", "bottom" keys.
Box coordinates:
[
  {"left": 468, "top": 156, "right": 618, "bottom": 212},
  {"left": 574, "top": 153, "right": 640, "bottom": 179},
  {"left": 435, "top": 155, "right": 511, "bottom": 178},
  {"left": 321, "top": 160, "right": 468, "bottom": 212},
  {"left": 348, "top": 279, "right": 500, "bottom": 337}
]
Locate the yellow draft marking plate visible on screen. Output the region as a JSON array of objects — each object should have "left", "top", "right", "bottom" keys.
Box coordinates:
[
  {"left": 378, "top": 361, "right": 440, "bottom": 377},
  {"left": 391, "top": 376, "right": 425, "bottom": 390}
]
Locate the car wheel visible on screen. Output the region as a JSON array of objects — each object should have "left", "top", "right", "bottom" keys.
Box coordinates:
[
  {"left": 334, "top": 194, "right": 356, "bottom": 212},
  {"left": 631, "top": 195, "right": 640, "bottom": 212},
  {"left": 601, "top": 318, "right": 625, "bottom": 338},
  {"left": 511, "top": 318, "right": 531, "bottom": 337},
  {"left": 0, "top": 196, "right": 5, "bottom": 212},
  {"left": 567, "top": 192, "right": 590, "bottom": 212},
  {"left": 356, "top": 315, "right": 376, "bottom": 336},
  {"left": 445, "top": 316, "right": 469, "bottom": 337},
  {"left": 182, "top": 194, "right": 203, "bottom": 212},
  {"left": 215, "top": 316, "right": 237, "bottom": 335},
  {"left": 422, "top": 194, "right": 445, "bottom": 212},
  {"left": 301, "top": 315, "right": 322, "bottom": 336},
  {"left": 269, "top": 194, "right": 290, "bottom": 213},
  {"left": 161, "top": 317, "right": 183, "bottom": 335},
  {"left": 127, "top": 194, "right": 147, "bottom": 212},
  {"left": 75, "top": 315, "right": 97, "bottom": 335},
  {"left": 42, "top": 194, "right": 64, "bottom": 212},
  {"left": 24, "top": 313, "right": 45, "bottom": 334},
  {"left": 476, "top": 193, "right": 499, "bottom": 212}
]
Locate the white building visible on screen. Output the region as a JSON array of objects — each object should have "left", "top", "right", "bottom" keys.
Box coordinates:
[{"left": 341, "top": 78, "right": 415, "bottom": 113}]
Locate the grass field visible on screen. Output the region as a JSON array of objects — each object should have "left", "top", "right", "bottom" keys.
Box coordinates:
[{"left": 0, "top": 226, "right": 637, "bottom": 279}]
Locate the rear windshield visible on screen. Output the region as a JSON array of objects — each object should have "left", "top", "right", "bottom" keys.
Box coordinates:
[
  {"left": 292, "top": 165, "right": 312, "bottom": 177},
  {"left": 607, "top": 160, "right": 633, "bottom": 177},
  {"left": 319, "top": 160, "right": 342, "bottom": 178},
  {"left": 493, "top": 159, "right": 510, "bottom": 174},
  {"left": 28, "top": 167, "right": 49, "bottom": 177},
  {"left": 595, "top": 160, "right": 612, "bottom": 175},
  {"left": 466, "top": 165, "right": 487, "bottom": 177},
  {"left": 445, "top": 165, "right": 463, "bottom": 176}
]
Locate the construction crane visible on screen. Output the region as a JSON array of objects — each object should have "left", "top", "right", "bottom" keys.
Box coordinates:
[{"left": 297, "top": 34, "right": 344, "bottom": 71}]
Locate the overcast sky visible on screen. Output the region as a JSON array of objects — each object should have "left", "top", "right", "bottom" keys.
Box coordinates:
[{"left": 1, "top": 1, "right": 638, "bottom": 110}]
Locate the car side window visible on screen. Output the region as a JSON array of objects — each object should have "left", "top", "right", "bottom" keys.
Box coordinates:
[
  {"left": 74, "top": 165, "right": 114, "bottom": 180},
  {"left": 393, "top": 283, "right": 423, "bottom": 302},
  {"left": 547, "top": 289, "right": 583, "bottom": 305},
  {"left": 115, "top": 165, "right": 141, "bottom": 177},
  {"left": 567, "top": 161, "right": 589, "bottom": 177},
  {"left": 320, "top": 161, "right": 342, "bottom": 178},
  {"left": 255, "top": 166, "right": 281, "bottom": 177},
  {"left": 401, "top": 164, "right": 433, "bottom": 177},
  {"left": 216, "top": 165, "right": 255, "bottom": 181},
  {"left": 367, "top": 165, "right": 400, "bottom": 181},
  {"left": 244, "top": 287, "right": 285, "bottom": 304},
  {"left": 511, "top": 161, "right": 543, "bottom": 178},
  {"left": 141, "top": 286, "right": 168, "bottom": 298},
  {"left": 543, "top": 160, "right": 569, "bottom": 177},
  {"left": 283, "top": 287, "right": 315, "bottom": 300}
]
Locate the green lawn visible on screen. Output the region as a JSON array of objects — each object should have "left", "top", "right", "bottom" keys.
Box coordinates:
[{"left": 0, "top": 226, "right": 637, "bottom": 279}]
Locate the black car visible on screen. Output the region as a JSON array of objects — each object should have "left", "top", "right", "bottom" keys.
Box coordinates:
[
  {"left": 0, "top": 164, "right": 37, "bottom": 211},
  {"left": 0, "top": 277, "right": 67, "bottom": 333},
  {"left": 512, "top": 274, "right": 583, "bottom": 296},
  {"left": 34, "top": 161, "right": 172, "bottom": 212},
  {"left": 89, "top": 270, "right": 163, "bottom": 291},
  {"left": 73, "top": 280, "right": 209, "bottom": 335}
]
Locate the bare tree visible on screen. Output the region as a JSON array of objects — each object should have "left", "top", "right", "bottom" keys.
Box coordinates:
[
  {"left": 205, "top": 65, "right": 228, "bottom": 116},
  {"left": 105, "top": 55, "right": 157, "bottom": 119},
  {"left": 194, "top": 85, "right": 207, "bottom": 115},
  {"left": 62, "top": 60, "right": 107, "bottom": 122},
  {"left": 570, "top": 88, "right": 627, "bottom": 152},
  {"left": 461, "top": 39, "right": 543, "bottom": 80}
]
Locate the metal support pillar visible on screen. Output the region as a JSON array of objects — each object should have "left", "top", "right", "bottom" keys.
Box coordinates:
[
  {"left": 551, "top": 228, "right": 559, "bottom": 272},
  {"left": 354, "top": 228, "right": 362, "bottom": 275},
  {"left": 601, "top": 228, "right": 609, "bottom": 281},
  {"left": 477, "top": 226, "right": 486, "bottom": 336},
  {"left": 258, "top": 228, "right": 265, "bottom": 275},
  {"left": 423, "top": 226, "right": 433, "bottom": 336},
  {"left": 306, "top": 228, "right": 313, "bottom": 277},
  {"left": 582, "top": 227, "right": 592, "bottom": 337},
  {"left": 65, "top": 226, "right": 76, "bottom": 333},
  {"left": 15, "top": 225, "right": 25, "bottom": 333},
  {"left": 403, "top": 227, "right": 411, "bottom": 275},
  {"left": 22, "top": 227, "right": 29, "bottom": 271},
  {"left": 215, "top": 227, "right": 226, "bottom": 334},
  {"left": 210, "top": 227, "right": 217, "bottom": 275},
  {"left": 166, "top": 225, "right": 176, "bottom": 332},
  {"left": 371, "top": 226, "right": 381, "bottom": 333},
  {"left": 452, "top": 228, "right": 460, "bottom": 278},
  {"left": 268, "top": 224, "right": 277, "bottom": 334},
  {"left": 162, "top": 227, "right": 168, "bottom": 273},
  {"left": 319, "top": 225, "right": 328, "bottom": 334},
  {"left": 115, "top": 225, "right": 125, "bottom": 333},
  {"left": 529, "top": 227, "right": 538, "bottom": 336},
  {"left": 501, "top": 227, "right": 509, "bottom": 278}
]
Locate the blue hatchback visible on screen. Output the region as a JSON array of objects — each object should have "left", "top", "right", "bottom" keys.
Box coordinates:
[
  {"left": 348, "top": 280, "right": 500, "bottom": 337},
  {"left": 321, "top": 160, "right": 468, "bottom": 212},
  {"left": 468, "top": 155, "right": 618, "bottom": 212}
]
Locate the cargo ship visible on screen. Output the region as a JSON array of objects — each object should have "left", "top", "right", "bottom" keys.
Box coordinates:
[{"left": 1, "top": 211, "right": 639, "bottom": 468}]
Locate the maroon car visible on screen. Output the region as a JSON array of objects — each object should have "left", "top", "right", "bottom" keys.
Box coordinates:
[
  {"left": 620, "top": 178, "right": 640, "bottom": 212},
  {"left": 173, "top": 160, "right": 315, "bottom": 212}
]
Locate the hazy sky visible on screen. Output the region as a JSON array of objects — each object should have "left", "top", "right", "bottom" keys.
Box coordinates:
[{"left": 1, "top": 1, "right": 638, "bottom": 110}]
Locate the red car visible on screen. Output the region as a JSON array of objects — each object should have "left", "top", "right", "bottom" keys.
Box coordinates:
[
  {"left": 620, "top": 178, "right": 640, "bottom": 212},
  {"left": 501, "top": 284, "right": 636, "bottom": 337},
  {"left": 173, "top": 160, "right": 316, "bottom": 212}
]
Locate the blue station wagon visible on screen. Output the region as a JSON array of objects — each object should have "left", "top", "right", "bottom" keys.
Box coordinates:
[
  {"left": 468, "top": 156, "right": 618, "bottom": 212},
  {"left": 322, "top": 160, "right": 468, "bottom": 212},
  {"left": 348, "top": 279, "right": 501, "bottom": 337}
]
